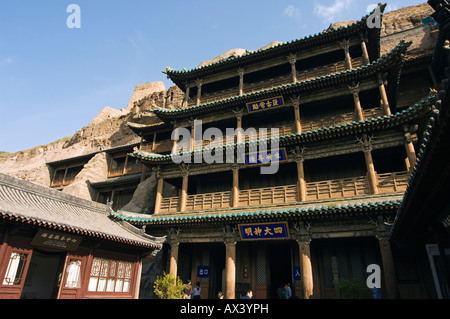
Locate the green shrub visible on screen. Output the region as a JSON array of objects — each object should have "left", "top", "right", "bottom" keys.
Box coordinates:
[
  {"left": 336, "top": 279, "right": 373, "bottom": 299},
  {"left": 153, "top": 272, "right": 185, "bottom": 299}
]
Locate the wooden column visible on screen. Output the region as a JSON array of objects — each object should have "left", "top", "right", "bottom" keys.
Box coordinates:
[
  {"left": 292, "top": 97, "right": 302, "bottom": 134},
  {"left": 154, "top": 176, "right": 164, "bottom": 215},
  {"left": 232, "top": 165, "right": 239, "bottom": 208},
  {"left": 361, "top": 33, "right": 370, "bottom": 64},
  {"left": 234, "top": 110, "right": 244, "bottom": 144},
  {"left": 288, "top": 54, "right": 298, "bottom": 83},
  {"left": 225, "top": 239, "right": 236, "bottom": 299},
  {"left": 183, "top": 83, "right": 190, "bottom": 108},
  {"left": 349, "top": 83, "right": 364, "bottom": 122},
  {"left": 172, "top": 121, "right": 179, "bottom": 154},
  {"left": 190, "top": 119, "right": 196, "bottom": 152},
  {"left": 340, "top": 39, "right": 353, "bottom": 70},
  {"left": 359, "top": 135, "right": 379, "bottom": 194},
  {"left": 180, "top": 166, "right": 189, "bottom": 212},
  {"left": 376, "top": 227, "right": 399, "bottom": 299},
  {"left": 169, "top": 241, "right": 179, "bottom": 279},
  {"left": 296, "top": 155, "right": 307, "bottom": 202},
  {"left": 196, "top": 79, "right": 202, "bottom": 106},
  {"left": 238, "top": 68, "right": 245, "bottom": 96},
  {"left": 377, "top": 74, "right": 391, "bottom": 116},
  {"left": 404, "top": 130, "right": 417, "bottom": 171},
  {"left": 298, "top": 236, "right": 313, "bottom": 299}
]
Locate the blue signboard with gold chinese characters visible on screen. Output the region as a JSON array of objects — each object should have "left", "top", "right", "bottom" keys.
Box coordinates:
[
  {"left": 246, "top": 96, "right": 285, "bottom": 113},
  {"left": 239, "top": 222, "right": 290, "bottom": 241},
  {"left": 244, "top": 148, "right": 288, "bottom": 166}
]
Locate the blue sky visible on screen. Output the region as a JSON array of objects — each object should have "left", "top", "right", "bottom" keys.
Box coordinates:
[{"left": 0, "top": 1, "right": 429, "bottom": 153}]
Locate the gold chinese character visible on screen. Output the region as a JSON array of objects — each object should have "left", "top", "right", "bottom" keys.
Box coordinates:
[
  {"left": 274, "top": 227, "right": 283, "bottom": 234},
  {"left": 259, "top": 102, "right": 266, "bottom": 109},
  {"left": 258, "top": 154, "right": 265, "bottom": 162},
  {"left": 274, "top": 152, "right": 281, "bottom": 160},
  {"left": 272, "top": 99, "right": 279, "bottom": 106},
  {"left": 245, "top": 228, "right": 253, "bottom": 237},
  {"left": 266, "top": 153, "right": 272, "bottom": 161},
  {"left": 266, "top": 100, "right": 272, "bottom": 108},
  {"left": 254, "top": 227, "right": 262, "bottom": 236},
  {"left": 252, "top": 103, "right": 259, "bottom": 111},
  {"left": 249, "top": 155, "right": 257, "bottom": 163},
  {"left": 265, "top": 227, "right": 273, "bottom": 236}
]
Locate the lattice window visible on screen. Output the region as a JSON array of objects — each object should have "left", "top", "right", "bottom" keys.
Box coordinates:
[
  {"left": 88, "top": 258, "right": 133, "bottom": 293},
  {"left": 64, "top": 259, "right": 82, "bottom": 288},
  {"left": 2, "top": 252, "right": 28, "bottom": 286}
]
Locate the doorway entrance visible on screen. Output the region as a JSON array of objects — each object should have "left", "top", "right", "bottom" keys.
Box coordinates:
[
  {"left": 21, "top": 250, "right": 66, "bottom": 299},
  {"left": 268, "top": 243, "right": 292, "bottom": 299}
]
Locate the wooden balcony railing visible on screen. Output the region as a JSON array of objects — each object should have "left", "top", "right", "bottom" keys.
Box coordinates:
[
  {"left": 238, "top": 185, "right": 298, "bottom": 207},
  {"left": 156, "top": 171, "right": 409, "bottom": 214},
  {"left": 185, "top": 57, "right": 366, "bottom": 107},
  {"left": 306, "top": 176, "right": 370, "bottom": 201},
  {"left": 185, "top": 191, "right": 231, "bottom": 211}
]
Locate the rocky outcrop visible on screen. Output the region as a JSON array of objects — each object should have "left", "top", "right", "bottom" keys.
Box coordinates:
[
  {"left": 62, "top": 152, "right": 109, "bottom": 200},
  {"left": 126, "top": 82, "right": 166, "bottom": 112}
]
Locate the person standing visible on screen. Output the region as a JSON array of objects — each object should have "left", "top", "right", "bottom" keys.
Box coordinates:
[
  {"left": 284, "top": 283, "right": 292, "bottom": 299},
  {"left": 240, "top": 289, "right": 253, "bottom": 299},
  {"left": 183, "top": 280, "right": 193, "bottom": 299},
  {"left": 192, "top": 282, "right": 202, "bottom": 299}
]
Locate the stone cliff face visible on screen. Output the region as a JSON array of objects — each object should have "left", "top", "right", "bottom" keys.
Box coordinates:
[{"left": 0, "top": 3, "right": 437, "bottom": 202}]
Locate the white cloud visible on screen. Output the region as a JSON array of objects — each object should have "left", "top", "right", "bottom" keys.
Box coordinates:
[
  {"left": 314, "top": 0, "right": 354, "bottom": 24},
  {"left": 284, "top": 5, "right": 301, "bottom": 19}
]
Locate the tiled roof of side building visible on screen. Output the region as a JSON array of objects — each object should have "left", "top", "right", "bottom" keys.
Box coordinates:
[
  {"left": 153, "top": 40, "right": 410, "bottom": 121},
  {"left": 163, "top": 4, "right": 386, "bottom": 88},
  {"left": 0, "top": 173, "right": 165, "bottom": 249}
]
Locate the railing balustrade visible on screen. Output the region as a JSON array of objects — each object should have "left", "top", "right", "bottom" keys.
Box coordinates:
[{"left": 156, "top": 171, "right": 410, "bottom": 214}]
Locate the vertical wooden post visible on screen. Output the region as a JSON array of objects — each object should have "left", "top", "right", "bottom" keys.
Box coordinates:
[
  {"left": 183, "top": 83, "right": 190, "bottom": 108},
  {"left": 234, "top": 110, "right": 243, "bottom": 144},
  {"left": 361, "top": 33, "right": 370, "bottom": 64},
  {"left": 180, "top": 172, "right": 189, "bottom": 213},
  {"left": 232, "top": 165, "right": 239, "bottom": 208},
  {"left": 238, "top": 68, "right": 245, "bottom": 96},
  {"left": 172, "top": 122, "right": 179, "bottom": 154},
  {"left": 288, "top": 54, "right": 298, "bottom": 83},
  {"left": 225, "top": 240, "right": 236, "bottom": 299},
  {"left": 349, "top": 83, "right": 364, "bottom": 122},
  {"left": 359, "top": 135, "right": 379, "bottom": 194},
  {"left": 169, "top": 241, "right": 179, "bottom": 279},
  {"left": 296, "top": 155, "right": 307, "bottom": 202},
  {"left": 190, "top": 120, "right": 196, "bottom": 152},
  {"left": 377, "top": 74, "right": 391, "bottom": 116},
  {"left": 292, "top": 97, "right": 302, "bottom": 134},
  {"left": 377, "top": 225, "right": 399, "bottom": 299},
  {"left": 404, "top": 131, "right": 417, "bottom": 171},
  {"left": 340, "top": 39, "right": 353, "bottom": 70},
  {"left": 196, "top": 79, "right": 202, "bottom": 106},
  {"left": 298, "top": 237, "right": 313, "bottom": 299},
  {"left": 154, "top": 176, "right": 164, "bottom": 215}
]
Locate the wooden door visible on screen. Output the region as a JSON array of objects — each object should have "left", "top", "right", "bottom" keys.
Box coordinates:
[{"left": 0, "top": 246, "right": 33, "bottom": 299}]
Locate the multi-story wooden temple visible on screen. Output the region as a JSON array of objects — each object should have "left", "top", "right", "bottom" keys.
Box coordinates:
[{"left": 108, "top": 4, "right": 441, "bottom": 299}]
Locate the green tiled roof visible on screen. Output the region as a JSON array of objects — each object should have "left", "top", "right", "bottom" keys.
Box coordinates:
[
  {"left": 163, "top": 4, "right": 385, "bottom": 89},
  {"left": 153, "top": 40, "right": 409, "bottom": 121},
  {"left": 110, "top": 195, "right": 402, "bottom": 226},
  {"left": 130, "top": 92, "right": 437, "bottom": 165}
]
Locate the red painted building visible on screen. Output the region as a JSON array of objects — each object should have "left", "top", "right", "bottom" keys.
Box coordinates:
[{"left": 0, "top": 173, "right": 164, "bottom": 299}]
